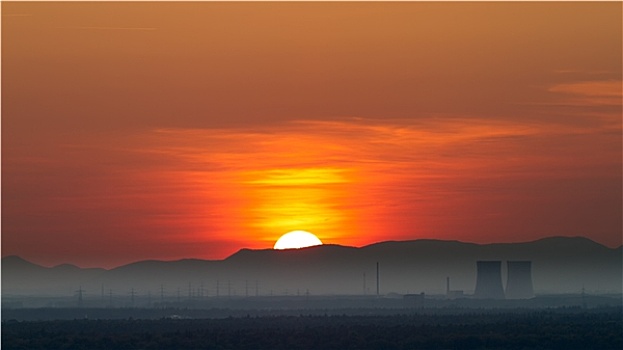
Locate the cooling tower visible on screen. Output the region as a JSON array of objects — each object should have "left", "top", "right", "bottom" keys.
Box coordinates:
[
  {"left": 474, "top": 261, "right": 505, "bottom": 299},
  {"left": 505, "top": 261, "right": 534, "bottom": 299}
]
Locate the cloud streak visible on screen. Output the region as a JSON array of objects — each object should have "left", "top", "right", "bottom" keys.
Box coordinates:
[{"left": 57, "top": 26, "right": 158, "bottom": 31}]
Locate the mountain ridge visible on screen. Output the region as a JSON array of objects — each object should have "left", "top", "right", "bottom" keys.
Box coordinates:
[
  {"left": 2, "top": 236, "right": 619, "bottom": 271},
  {"left": 3, "top": 236, "right": 620, "bottom": 296}
]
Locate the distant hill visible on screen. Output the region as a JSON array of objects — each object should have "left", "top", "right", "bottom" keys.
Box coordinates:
[{"left": 2, "top": 237, "right": 621, "bottom": 297}]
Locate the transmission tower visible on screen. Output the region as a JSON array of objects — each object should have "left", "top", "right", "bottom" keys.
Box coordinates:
[
  {"left": 76, "top": 286, "right": 85, "bottom": 308},
  {"left": 130, "top": 288, "right": 136, "bottom": 308}
]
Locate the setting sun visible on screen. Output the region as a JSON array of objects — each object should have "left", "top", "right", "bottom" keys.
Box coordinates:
[{"left": 274, "top": 230, "right": 323, "bottom": 250}]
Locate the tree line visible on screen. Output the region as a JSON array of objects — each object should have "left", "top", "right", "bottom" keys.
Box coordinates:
[{"left": 3, "top": 308, "right": 621, "bottom": 349}]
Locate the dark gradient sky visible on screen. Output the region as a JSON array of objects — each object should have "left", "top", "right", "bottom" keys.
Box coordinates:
[{"left": 2, "top": 2, "right": 621, "bottom": 268}]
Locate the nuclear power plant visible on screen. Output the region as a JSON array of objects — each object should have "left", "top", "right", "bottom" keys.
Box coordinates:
[
  {"left": 474, "top": 261, "right": 505, "bottom": 299},
  {"left": 473, "top": 260, "right": 534, "bottom": 299},
  {"left": 505, "top": 261, "right": 534, "bottom": 299}
]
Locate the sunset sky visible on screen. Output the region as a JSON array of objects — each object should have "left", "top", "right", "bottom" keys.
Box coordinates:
[{"left": 2, "top": 2, "right": 621, "bottom": 268}]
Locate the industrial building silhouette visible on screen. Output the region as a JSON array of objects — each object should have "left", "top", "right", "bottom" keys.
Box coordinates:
[
  {"left": 505, "top": 261, "right": 535, "bottom": 299},
  {"left": 474, "top": 261, "right": 506, "bottom": 299},
  {"left": 473, "top": 260, "right": 534, "bottom": 299}
]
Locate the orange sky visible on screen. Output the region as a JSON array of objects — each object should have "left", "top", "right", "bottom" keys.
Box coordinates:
[{"left": 2, "top": 2, "right": 621, "bottom": 268}]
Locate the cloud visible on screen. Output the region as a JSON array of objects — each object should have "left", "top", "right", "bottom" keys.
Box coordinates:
[
  {"left": 57, "top": 26, "right": 157, "bottom": 31},
  {"left": 548, "top": 80, "right": 622, "bottom": 106},
  {"left": 3, "top": 114, "right": 620, "bottom": 268}
]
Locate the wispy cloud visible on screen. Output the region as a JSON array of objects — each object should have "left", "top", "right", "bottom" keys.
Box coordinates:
[
  {"left": 4, "top": 113, "right": 620, "bottom": 267},
  {"left": 118, "top": 114, "right": 619, "bottom": 246},
  {"left": 548, "top": 80, "right": 622, "bottom": 107},
  {"left": 57, "top": 26, "right": 157, "bottom": 31}
]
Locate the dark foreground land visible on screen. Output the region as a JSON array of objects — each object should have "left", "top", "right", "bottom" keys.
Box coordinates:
[{"left": 2, "top": 307, "right": 622, "bottom": 350}]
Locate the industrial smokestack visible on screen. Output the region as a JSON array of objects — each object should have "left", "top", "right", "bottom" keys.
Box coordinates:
[
  {"left": 505, "top": 261, "right": 534, "bottom": 299},
  {"left": 446, "top": 277, "right": 450, "bottom": 295},
  {"left": 363, "top": 272, "right": 366, "bottom": 295},
  {"left": 474, "top": 261, "right": 505, "bottom": 299},
  {"left": 376, "top": 262, "right": 379, "bottom": 296}
]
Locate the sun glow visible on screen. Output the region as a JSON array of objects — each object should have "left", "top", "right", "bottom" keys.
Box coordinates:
[{"left": 273, "top": 230, "right": 323, "bottom": 250}]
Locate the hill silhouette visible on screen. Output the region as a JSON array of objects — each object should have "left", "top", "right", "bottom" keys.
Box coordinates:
[{"left": 2, "top": 237, "right": 621, "bottom": 297}]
